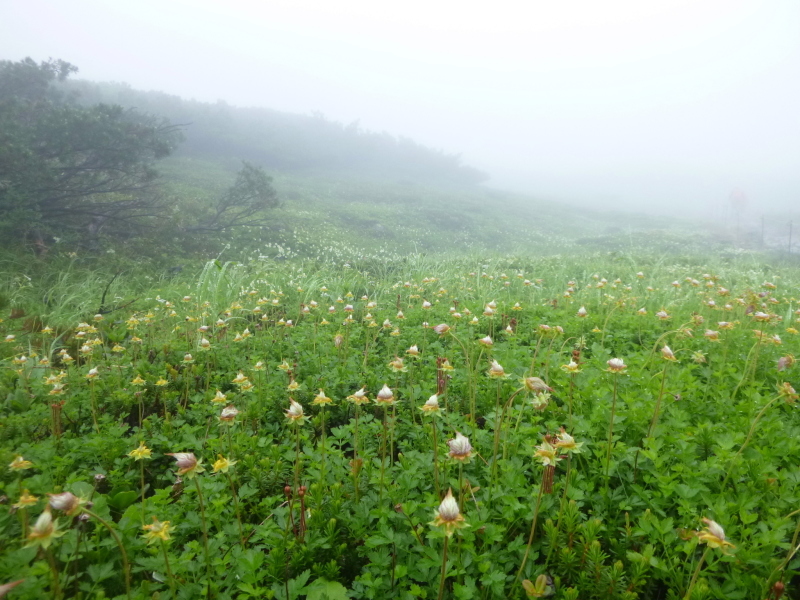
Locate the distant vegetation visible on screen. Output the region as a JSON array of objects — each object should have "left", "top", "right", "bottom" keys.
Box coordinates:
[
  {"left": 0, "top": 57, "right": 500, "bottom": 264},
  {"left": 64, "top": 80, "right": 489, "bottom": 185},
  {"left": 0, "top": 56, "right": 732, "bottom": 269}
]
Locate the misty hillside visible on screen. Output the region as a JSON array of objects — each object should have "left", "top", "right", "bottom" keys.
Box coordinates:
[
  {"left": 1, "top": 57, "right": 725, "bottom": 265},
  {"left": 62, "top": 79, "right": 488, "bottom": 186},
  {"left": 60, "top": 78, "right": 720, "bottom": 258}
]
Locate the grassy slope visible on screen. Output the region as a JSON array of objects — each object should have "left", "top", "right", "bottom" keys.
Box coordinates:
[
  {"left": 159, "top": 156, "right": 715, "bottom": 263},
  {"left": 0, "top": 156, "right": 774, "bottom": 329}
]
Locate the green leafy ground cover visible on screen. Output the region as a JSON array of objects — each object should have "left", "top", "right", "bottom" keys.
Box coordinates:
[{"left": 1, "top": 252, "right": 799, "bottom": 600}]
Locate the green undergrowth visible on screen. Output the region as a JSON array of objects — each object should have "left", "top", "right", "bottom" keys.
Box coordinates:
[{"left": 0, "top": 252, "right": 799, "bottom": 599}]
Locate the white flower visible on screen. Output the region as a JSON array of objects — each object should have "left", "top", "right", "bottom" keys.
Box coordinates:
[
  {"left": 438, "top": 489, "right": 460, "bottom": 522},
  {"left": 447, "top": 431, "right": 473, "bottom": 461},
  {"left": 607, "top": 358, "right": 626, "bottom": 372},
  {"left": 420, "top": 394, "right": 441, "bottom": 413},
  {"left": 219, "top": 405, "right": 239, "bottom": 422},
  {"left": 48, "top": 491, "right": 82, "bottom": 515},
  {"left": 487, "top": 360, "right": 506, "bottom": 378},
  {"left": 376, "top": 384, "right": 395, "bottom": 404},
  {"left": 286, "top": 399, "right": 305, "bottom": 422}
]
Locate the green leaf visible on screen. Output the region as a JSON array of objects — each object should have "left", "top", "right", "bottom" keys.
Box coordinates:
[
  {"left": 305, "top": 578, "right": 349, "bottom": 600},
  {"left": 87, "top": 561, "right": 115, "bottom": 583},
  {"left": 107, "top": 490, "right": 139, "bottom": 511},
  {"left": 70, "top": 481, "right": 95, "bottom": 499}
]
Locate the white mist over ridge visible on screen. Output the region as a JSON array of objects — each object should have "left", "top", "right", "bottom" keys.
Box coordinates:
[{"left": 1, "top": 0, "right": 798, "bottom": 217}]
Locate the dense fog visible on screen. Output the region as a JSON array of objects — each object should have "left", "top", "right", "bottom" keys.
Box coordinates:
[{"left": 2, "top": 0, "right": 799, "bottom": 219}]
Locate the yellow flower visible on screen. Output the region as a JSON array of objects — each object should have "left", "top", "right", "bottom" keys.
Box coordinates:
[
  {"left": 212, "top": 390, "right": 227, "bottom": 404},
  {"left": 561, "top": 361, "right": 581, "bottom": 374},
  {"left": 696, "top": 518, "right": 735, "bottom": 553},
  {"left": 388, "top": 357, "right": 407, "bottom": 373},
  {"left": 131, "top": 375, "right": 146, "bottom": 385},
  {"left": 429, "top": 489, "right": 468, "bottom": 537},
  {"left": 167, "top": 453, "right": 205, "bottom": 478},
  {"left": 212, "top": 454, "right": 238, "bottom": 473},
  {"left": 487, "top": 360, "right": 507, "bottom": 378},
  {"left": 346, "top": 387, "right": 370, "bottom": 405},
  {"left": 128, "top": 443, "right": 152, "bottom": 460},
  {"left": 554, "top": 428, "right": 583, "bottom": 454},
  {"left": 661, "top": 345, "right": 677, "bottom": 361},
  {"left": 530, "top": 392, "right": 550, "bottom": 410},
  {"left": 13, "top": 489, "right": 39, "bottom": 509},
  {"left": 286, "top": 399, "right": 306, "bottom": 424},
  {"left": 534, "top": 440, "right": 560, "bottom": 466},
  {"left": 778, "top": 382, "right": 799, "bottom": 402},
  {"left": 155, "top": 378, "right": 169, "bottom": 387},
  {"left": 26, "top": 507, "right": 64, "bottom": 549},
  {"left": 287, "top": 379, "right": 300, "bottom": 391},
  {"left": 375, "top": 384, "right": 395, "bottom": 405},
  {"left": 419, "top": 394, "right": 441, "bottom": 414},
  {"left": 9, "top": 455, "right": 33, "bottom": 471},
  {"left": 312, "top": 390, "right": 333, "bottom": 405},
  {"left": 142, "top": 517, "right": 173, "bottom": 544}
]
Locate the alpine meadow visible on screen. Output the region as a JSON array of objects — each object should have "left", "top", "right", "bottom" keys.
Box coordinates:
[{"left": 2, "top": 6, "right": 800, "bottom": 599}]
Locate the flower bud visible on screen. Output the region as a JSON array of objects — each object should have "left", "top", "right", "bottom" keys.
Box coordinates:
[
  {"left": 447, "top": 431, "right": 473, "bottom": 461},
  {"left": 48, "top": 491, "right": 82, "bottom": 515},
  {"left": 487, "top": 360, "right": 506, "bottom": 378},
  {"left": 376, "top": 384, "right": 395, "bottom": 404},
  {"left": 437, "top": 489, "right": 460, "bottom": 522},
  {"left": 524, "top": 377, "right": 551, "bottom": 393},
  {"left": 219, "top": 405, "right": 239, "bottom": 423},
  {"left": 607, "top": 358, "right": 626, "bottom": 372}
]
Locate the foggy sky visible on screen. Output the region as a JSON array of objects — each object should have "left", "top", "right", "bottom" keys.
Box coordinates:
[{"left": 2, "top": 0, "right": 799, "bottom": 215}]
